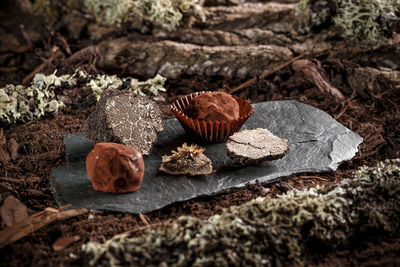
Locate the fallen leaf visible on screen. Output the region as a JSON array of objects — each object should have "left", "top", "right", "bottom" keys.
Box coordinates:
[
  {"left": 52, "top": 236, "right": 80, "bottom": 251},
  {"left": 0, "top": 128, "right": 10, "bottom": 164},
  {"left": 7, "top": 138, "right": 19, "bottom": 161},
  {"left": 0, "top": 195, "right": 28, "bottom": 227}
]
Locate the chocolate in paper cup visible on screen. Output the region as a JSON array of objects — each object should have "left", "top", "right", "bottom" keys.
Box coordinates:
[{"left": 171, "top": 91, "right": 254, "bottom": 143}]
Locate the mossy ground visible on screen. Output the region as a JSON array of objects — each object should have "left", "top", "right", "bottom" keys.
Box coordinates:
[{"left": 81, "top": 159, "right": 400, "bottom": 266}]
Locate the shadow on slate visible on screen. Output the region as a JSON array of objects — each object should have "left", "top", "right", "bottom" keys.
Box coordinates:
[{"left": 50, "top": 100, "right": 363, "bottom": 214}]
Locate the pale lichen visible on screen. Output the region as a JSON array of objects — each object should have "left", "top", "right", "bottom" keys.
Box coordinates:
[
  {"left": 80, "top": 159, "right": 400, "bottom": 266},
  {"left": 86, "top": 73, "right": 166, "bottom": 101},
  {"left": 297, "top": 0, "right": 400, "bottom": 44},
  {"left": 0, "top": 70, "right": 166, "bottom": 124},
  {"left": 0, "top": 72, "right": 69, "bottom": 124},
  {"left": 83, "top": 0, "right": 202, "bottom": 31}
]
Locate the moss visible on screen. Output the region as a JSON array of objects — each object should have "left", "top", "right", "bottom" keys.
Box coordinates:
[
  {"left": 83, "top": 0, "right": 201, "bottom": 31},
  {"left": 297, "top": 0, "right": 400, "bottom": 44},
  {"left": 80, "top": 159, "right": 400, "bottom": 266}
]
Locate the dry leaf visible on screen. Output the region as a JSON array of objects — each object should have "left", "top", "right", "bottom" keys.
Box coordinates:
[
  {"left": 0, "top": 128, "right": 10, "bottom": 164},
  {"left": 52, "top": 236, "right": 80, "bottom": 251},
  {"left": 0, "top": 195, "right": 28, "bottom": 227},
  {"left": 7, "top": 138, "right": 19, "bottom": 161}
]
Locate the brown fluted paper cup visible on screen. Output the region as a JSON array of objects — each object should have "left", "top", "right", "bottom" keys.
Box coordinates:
[{"left": 171, "top": 91, "right": 254, "bottom": 143}]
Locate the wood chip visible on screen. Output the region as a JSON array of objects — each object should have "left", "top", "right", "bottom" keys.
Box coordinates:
[
  {"left": 292, "top": 59, "right": 345, "bottom": 103},
  {"left": 0, "top": 195, "right": 28, "bottom": 227},
  {"left": 52, "top": 236, "right": 80, "bottom": 251},
  {"left": 0, "top": 207, "right": 87, "bottom": 249}
]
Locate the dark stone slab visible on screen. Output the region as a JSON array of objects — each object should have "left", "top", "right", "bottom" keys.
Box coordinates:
[{"left": 50, "top": 100, "right": 363, "bottom": 214}]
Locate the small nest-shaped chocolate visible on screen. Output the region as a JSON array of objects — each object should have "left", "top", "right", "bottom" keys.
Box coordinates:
[
  {"left": 226, "top": 128, "right": 289, "bottom": 165},
  {"left": 159, "top": 143, "right": 213, "bottom": 176},
  {"left": 171, "top": 91, "right": 254, "bottom": 143}
]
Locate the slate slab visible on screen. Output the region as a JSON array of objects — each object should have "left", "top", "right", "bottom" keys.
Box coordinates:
[{"left": 50, "top": 100, "right": 363, "bottom": 214}]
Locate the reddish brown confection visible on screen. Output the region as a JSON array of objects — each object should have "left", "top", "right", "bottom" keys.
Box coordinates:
[
  {"left": 185, "top": 92, "right": 240, "bottom": 121},
  {"left": 86, "top": 143, "right": 145, "bottom": 193}
]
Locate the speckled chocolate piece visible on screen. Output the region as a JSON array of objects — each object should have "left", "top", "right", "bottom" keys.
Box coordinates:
[
  {"left": 226, "top": 128, "right": 289, "bottom": 165},
  {"left": 84, "top": 90, "right": 163, "bottom": 155}
]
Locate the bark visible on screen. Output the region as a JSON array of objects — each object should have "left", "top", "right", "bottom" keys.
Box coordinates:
[
  {"left": 92, "top": 2, "right": 400, "bottom": 81},
  {"left": 98, "top": 39, "right": 293, "bottom": 79},
  {"left": 0, "top": 207, "right": 87, "bottom": 249},
  {"left": 200, "top": 3, "right": 296, "bottom": 31},
  {"left": 346, "top": 67, "right": 400, "bottom": 97}
]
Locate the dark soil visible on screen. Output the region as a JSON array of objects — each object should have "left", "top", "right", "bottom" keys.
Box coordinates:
[{"left": 1, "top": 1, "right": 400, "bottom": 266}]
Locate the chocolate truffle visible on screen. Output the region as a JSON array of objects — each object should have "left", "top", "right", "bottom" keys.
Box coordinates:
[
  {"left": 226, "top": 128, "right": 289, "bottom": 165},
  {"left": 84, "top": 90, "right": 163, "bottom": 155},
  {"left": 185, "top": 92, "right": 240, "bottom": 121},
  {"left": 86, "top": 143, "right": 145, "bottom": 193},
  {"left": 159, "top": 143, "right": 213, "bottom": 176}
]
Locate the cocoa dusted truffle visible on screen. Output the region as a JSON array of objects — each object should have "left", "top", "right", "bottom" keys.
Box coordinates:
[
  {"left": 185, "top": 92, "right": 240, "bottom": 121},
  {"left": 159, "top": 143, "right": 213, "bottom": 176},
  {"left": 86, "top": 143, "right": 145, "bottom": 193},
  {"left": 226, "top": 128, "right": 289, "bottom": 165}
]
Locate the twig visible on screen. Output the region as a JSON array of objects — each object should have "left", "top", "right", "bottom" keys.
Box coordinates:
[
  {"left": 0, "top": 207, "right": 87, "bottom": 249},
  {"left": 66, "top": 45, "right": 99, "bottom": 65},
  {"left": 0, "top": 177, "right": 24, "bottom": 184},
  {"left": 19, "top": 24, "right": 34, "bottom": 51},
  {"left": 43, "top": 69, "right": 58, "bottom": 92},
  {"left": 230, "top": 52, "right": 308, "bottom": 94},
  {"left": 55, "top": 33, "right": 72, "bottom": 55},
  {"left": 22, "top": 46, "right": 59, "bottom": 85},
  {"left": 292, "top": 59, "right": 345, "bottom": 103},
  {"left": 112, "top": 221, "right": 170, "bottom": 240},
  {"left": 299, "top": 175, "right": 328, "bottom": 182},
  {"left": 334, "top": 102, "right": 351, "bottom": 120},
  {"left": 138, "top": 212, "right": 150, "bottom": 225},
  {"left": 0, "top": 67, "right": 18, "bottom": 72}
]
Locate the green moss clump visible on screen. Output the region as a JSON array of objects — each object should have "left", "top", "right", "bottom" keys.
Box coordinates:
[
  {"left": 83, "top": 0, "right": 201, "bottom": 31},
  {"left": 297, "top": 0, "right": 400, "bottom": 44},
  {"left": 80, "top": 159, "right": 400, "bottom": 266}
]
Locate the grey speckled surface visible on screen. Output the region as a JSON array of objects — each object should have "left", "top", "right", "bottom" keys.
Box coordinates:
[{"left": 50, "top": 100, "right": 363, "bottom": 214}]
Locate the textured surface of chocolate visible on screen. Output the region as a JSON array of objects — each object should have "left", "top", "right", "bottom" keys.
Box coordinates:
[
  {"left": 51, "top": 100, "right": 362, "bottom": 214},
  {"left": 84, "top": 90, "right": 163, "bottom": 155},
  {"left": 86, "top": 143, "right": 145, "bottom": 193},
  {"left": 171, "top": 92, "right": 254, "bottom": 143},
  {"left": 226, "top": 128, "right": 290, "bottom": 165},
  {"left": 186, "top": 92, "right": 240, "bottom": 121}
]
